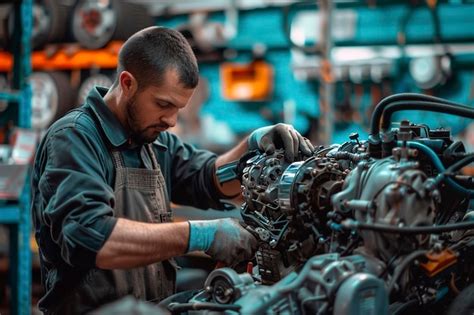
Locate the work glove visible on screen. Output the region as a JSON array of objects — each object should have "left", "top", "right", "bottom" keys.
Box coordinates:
[
  {"left": 187, "top": 218, "right": 258, "bottom": 267},
  {"left": 248, "top": 123, "right": 314, "bottom": 162}
]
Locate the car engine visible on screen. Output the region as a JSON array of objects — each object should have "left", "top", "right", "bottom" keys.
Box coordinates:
[{"left": 166, "top": 93, "right": 474, "bottom": 315}]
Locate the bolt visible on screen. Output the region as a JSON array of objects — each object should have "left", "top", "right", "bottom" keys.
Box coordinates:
[
  {"left": 349, "top": 132, "right": 361, "bottom": 146},
  {"left": 433, "top": 243, "right": 443, "bottom": 253}
]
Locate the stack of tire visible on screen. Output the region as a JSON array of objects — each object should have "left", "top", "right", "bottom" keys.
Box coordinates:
[{"left": 0, "top": 0, "right": 153, "bottom": 132}]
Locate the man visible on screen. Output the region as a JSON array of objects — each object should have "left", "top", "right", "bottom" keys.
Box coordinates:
[{"left": 31, "top": 26, "right": 314, "bottom": 314}]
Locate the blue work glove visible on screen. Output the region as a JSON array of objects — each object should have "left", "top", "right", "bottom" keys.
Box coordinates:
[
  {"left": 188, "top": 218, "right": 258, "bottom": 266},
  {"left": 248, "top": 123, "right": 314, "bottom": 162}
]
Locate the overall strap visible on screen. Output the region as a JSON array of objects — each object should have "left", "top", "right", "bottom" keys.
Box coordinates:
[
  {"left": 111, "top": 149, "right": 126, "bottom": 169},
  {"left": 145, "top": 144, "right": 160, "bottom": 170}
]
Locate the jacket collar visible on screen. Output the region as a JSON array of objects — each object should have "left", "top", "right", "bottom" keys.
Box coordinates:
[{"left": 85, "top": 86, "right": 168, "bottom": 151}]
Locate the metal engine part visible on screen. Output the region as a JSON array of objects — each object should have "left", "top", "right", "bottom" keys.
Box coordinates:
[
  {"left": 241, "top": 149, "right": 349, "bottom": 284},
  {"left": 197, "top": 268, "right": 255, "bottom": 305},
  {"left": 165, "top": 95, "right": 474, "bottom": 315},
  {"left": 279, "top": 155, "right": 346, "bottom": 241},
  {"left": 233, "top": 119, "right": 471, "bottom": 314},
  {"left": 332, "top": 157, "right": 438, "bottom": 262},
  {"left": 241, "top": 150, "right": 289, "bottom": 218},
  {"left": 229, "top": 254, "right": 388, "bottom": 315},
  {"left": 240, "top": 150, "right": 296, "bottom": 283}
]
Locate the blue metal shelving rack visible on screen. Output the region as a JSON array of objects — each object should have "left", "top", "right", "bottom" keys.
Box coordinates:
[{"left": 0, "top": 0, "right": 33, "bottom": 314}]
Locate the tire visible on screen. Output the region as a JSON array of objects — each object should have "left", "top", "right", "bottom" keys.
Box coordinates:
[
  {"left": 42, "top": 0, "right": 73, "bottom": 45},
  {"left": 5, "top": 0, "right": 71, "bottom": 50},
  {"left": 77, "top": 73, "right": 112, "bottom": 106},
  {"left": 71, "top": 0, "right": 153, "bottom": 49},
  {"left": 30, "top": 71, "right": 76, "bottom": 131},
  {"left": 112, "top": 1, "right": 154, "bottom": 41},
  {"left": 71, "top": 0, "right": 117, "bottom": 49}
]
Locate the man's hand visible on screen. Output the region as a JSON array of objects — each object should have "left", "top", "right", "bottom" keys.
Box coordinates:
[
  {"left": 248, "top": 123, "right": 314, "bottom": 162},
  {"left": 188, "top": 218, "right": 258, "bottom": 266}
]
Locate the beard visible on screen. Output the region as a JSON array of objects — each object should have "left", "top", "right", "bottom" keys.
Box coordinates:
[{"left": 125, "top": 95, "right": 165, "bottom": 145}]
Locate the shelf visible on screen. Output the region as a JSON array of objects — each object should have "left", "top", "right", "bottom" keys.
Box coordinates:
[
  {"left": 0, "top": 91, "right": 21, "bottom": 103},
  {"left": 0, "top": 41, "right": 123, "bottom": 72},
  {"left": 1, "top": 0, "right": 33, "bottom": 314},
  {"left": 0, "top": 205, "right": 20, "bottom": 224}
]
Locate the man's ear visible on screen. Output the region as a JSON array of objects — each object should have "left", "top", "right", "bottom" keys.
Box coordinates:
[{"left": 118, "top": 71, "right": 138, "bottom": 97}]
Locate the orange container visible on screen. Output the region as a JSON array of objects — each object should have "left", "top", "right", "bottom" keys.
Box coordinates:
[{"left": 220, "top": 60, "right": 274, "bottom": 101}]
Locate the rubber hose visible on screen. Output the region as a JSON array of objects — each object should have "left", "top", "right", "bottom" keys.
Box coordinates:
[
  {"left": 348, "top": 221, "right": 474, "bottom": 234},
  {"left": 404, "top": 141, "right": 474, "bottom": 197},
  {"left": 370, "top": 93, "right": 471, "bottom": 135},
  {"left": 387, "top": 250, "right": 428, "bottom": 294},
  {"left": 381, "top": 101, "right": 474, "bottom": 131},
  {"left": 167, "top": 302, "right": 240, "bottom": 312}
]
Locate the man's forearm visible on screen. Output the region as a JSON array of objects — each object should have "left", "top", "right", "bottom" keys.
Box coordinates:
[
  {"left": 95, "top": 218, "right": 189, "bottom": 269},
  {"left": 214, "top": 137, "right": 249, "bottom": 198}
]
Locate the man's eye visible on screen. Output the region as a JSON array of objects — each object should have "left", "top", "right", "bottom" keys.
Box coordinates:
[{"left": 157, "top": 102, "right": 168, "bottom": 108}]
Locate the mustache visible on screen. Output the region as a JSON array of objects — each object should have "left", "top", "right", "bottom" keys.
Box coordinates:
[{"left": 147, "top": 123, "right": 170, "bottom": 130}]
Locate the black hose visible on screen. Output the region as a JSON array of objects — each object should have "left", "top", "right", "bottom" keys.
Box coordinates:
[
  {"left": 343, "top": 220, "right": 474, "bottom": 234},
  {"left": 434, "top": 154, "right": 474, "bottom": 188},
  {"left": 387, "top": 250, "right": 428, "bottom": 294},
  {"left": 380, "top": 101, "right": 474, "bottom": 131},
  {"left": 403, "top": 141, "right": 474, "bottom": 197},
  {"left": 445, "top": 154, "right": 474, "bottom": 173},
  {"left": 167, "top": 302, "right": 241, "bottom": 312},
  {"left": 370, "top": 93, "right": 472, "bottom": 135}
]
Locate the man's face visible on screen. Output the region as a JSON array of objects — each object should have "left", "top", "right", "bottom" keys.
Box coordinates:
[{"left": 125, "top": 69, "right": 195, "bottom": 144}]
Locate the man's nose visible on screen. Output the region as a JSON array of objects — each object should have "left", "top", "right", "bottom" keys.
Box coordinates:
[{"left": 162, "top": 112, "right": 178, "bottom": 128}]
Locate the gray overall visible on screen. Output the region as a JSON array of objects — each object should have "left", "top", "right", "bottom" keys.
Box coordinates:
[
  {"left": 56, "top": 144, "right": 177, "bottom": 314},
  {"left": 108, "top": 144, "right": 176, "bottom": 301}
]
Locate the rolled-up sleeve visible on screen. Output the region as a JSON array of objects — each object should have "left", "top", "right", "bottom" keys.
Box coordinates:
[
  {"left": 39, "top": 125, "right": 117, "bottom": 268},
  {"left": 164, "top": 133, "right": 225, "bottom": 210}
]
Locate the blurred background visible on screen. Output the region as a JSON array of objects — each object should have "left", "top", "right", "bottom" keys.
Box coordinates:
[{"left": 0, "top": 0, "right": 474, "bottom": 313}]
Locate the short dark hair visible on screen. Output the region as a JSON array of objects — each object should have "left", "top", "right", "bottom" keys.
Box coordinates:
[{"left": 113, "top": 26, "right": 199, "bottom": 90}]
